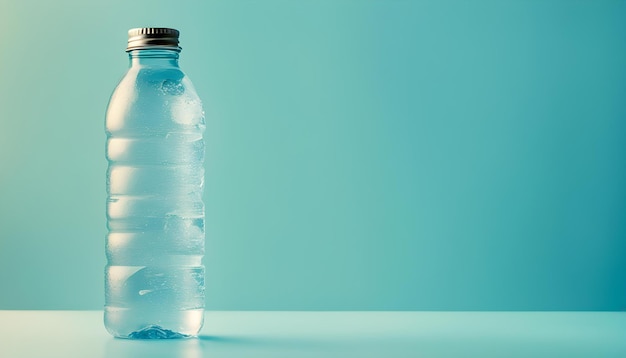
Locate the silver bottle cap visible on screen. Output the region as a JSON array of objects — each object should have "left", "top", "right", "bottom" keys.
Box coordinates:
[{"left": 126, "top": 28, "right": 181, "bottom": 52}]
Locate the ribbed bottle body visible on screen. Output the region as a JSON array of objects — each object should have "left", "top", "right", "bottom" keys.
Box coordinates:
[{"left": 105, "top": 52, "right": 205, "bottom": 339}]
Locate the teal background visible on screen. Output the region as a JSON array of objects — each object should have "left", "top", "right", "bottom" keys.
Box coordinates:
[{"left": 0, "top": 0, "right": 625, "bottom": 310}]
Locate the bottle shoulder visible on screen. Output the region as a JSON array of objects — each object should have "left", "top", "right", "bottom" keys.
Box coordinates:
[{"left": 106, "top": 66, "right": 204, "bottom": 136}]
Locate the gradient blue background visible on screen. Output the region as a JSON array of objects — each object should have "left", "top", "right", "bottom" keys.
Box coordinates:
[{"left": 0, "top": 0, "right": 625, "bottom": 311}]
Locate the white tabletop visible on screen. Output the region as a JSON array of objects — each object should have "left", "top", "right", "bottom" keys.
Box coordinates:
[{"left": 1, "top": 311, "right": 625, "bottom": 357}]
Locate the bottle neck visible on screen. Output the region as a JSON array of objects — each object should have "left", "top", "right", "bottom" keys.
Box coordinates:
[{"left": 128, "top": 49, "right": 180, "bottom": 67}]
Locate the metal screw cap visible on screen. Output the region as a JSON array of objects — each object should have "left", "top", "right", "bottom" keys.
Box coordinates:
[{"left": 126, "top": 28, "right": 181, "bottom": 52}]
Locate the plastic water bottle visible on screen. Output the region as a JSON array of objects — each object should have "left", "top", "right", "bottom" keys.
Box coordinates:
[{"left": 104, "top": 28, "right": 205, "bottom": 339}]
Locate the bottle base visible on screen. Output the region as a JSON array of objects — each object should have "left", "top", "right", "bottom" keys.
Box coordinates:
[{"left": 104, "top": 307, "right": 204, "bottom": 339}]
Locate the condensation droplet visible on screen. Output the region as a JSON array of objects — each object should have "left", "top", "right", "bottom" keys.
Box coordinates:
[{"left": 161, "top": 79, "right": 185, "bottom": 95}]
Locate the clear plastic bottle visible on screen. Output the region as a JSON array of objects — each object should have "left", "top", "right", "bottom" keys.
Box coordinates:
[{"left": 104, "top": 28, "right": 205, "bottom": 339}]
